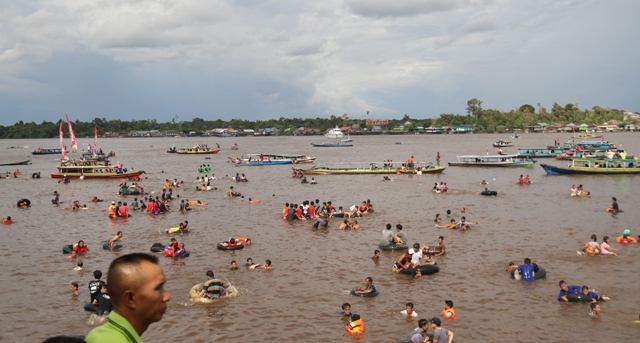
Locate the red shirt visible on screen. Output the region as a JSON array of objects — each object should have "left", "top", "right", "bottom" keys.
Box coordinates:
[{"left": 307, "top": 205, "right": 315, "bottom": 217}]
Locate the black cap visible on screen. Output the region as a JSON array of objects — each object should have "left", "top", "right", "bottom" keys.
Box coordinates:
[{"left": 413, "top": 243, "right": 420, "bottom": 248}]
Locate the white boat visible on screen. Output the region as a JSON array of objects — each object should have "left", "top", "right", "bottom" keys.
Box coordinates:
[
  {"left": 341, "top": 136, "right": 353, "bottom": 142},
  {"left": 325, "top": 126, "right": 344, "bottom": 139}
]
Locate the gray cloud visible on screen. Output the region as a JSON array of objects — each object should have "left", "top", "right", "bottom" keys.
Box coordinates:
[{"left": 345, "top": 0, "right": 462, "bottom": 18}]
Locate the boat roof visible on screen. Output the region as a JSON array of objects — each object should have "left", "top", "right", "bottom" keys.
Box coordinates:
[
  {"left": 240, "top": 153, "right": 309, "bottom": 158},
  {"left": 572, "top": 158, "right": 636, "bottom": 162},
  {"left": 517, "top": 147, "right": 549, "bottom": 150},
  {"left": 456, "top": 154, "right": 519, "bottom": 158}
]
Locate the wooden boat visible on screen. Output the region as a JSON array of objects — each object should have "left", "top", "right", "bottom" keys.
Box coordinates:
[
  {"left": 0, "top": 159, "right": 31, "bottom": 166},
  {"left": 311, "top": 141, "right": 353, "bottom": 147},
  {"left": 32, "top": 148, "right": 67, "bottom": 155},
  {"left": 541, "top": 158, "right": 640, "bottom": 175},
  {"left": 517, "top": 147, "right": 560, "bottom": 158},
  {"left": 234, "top": 160, "right": 292, "bottom": 166},
  {"left": 51, "top": 160, "right": 144, "bottom": 179},
  {"left": 176, "top": 147, "right": 220, "bottom": 154},
  {"left": 492, "top": 140, "right": 512, "bottom": 147},
  {"left": 229, "top": 154, "right": 315, "bottom": 165},
  {"left": 294, "top": 162, "right": 446, "bottom": 175},
  {"left": 448, "top": 155, "right": 536, "bottom": 167}
]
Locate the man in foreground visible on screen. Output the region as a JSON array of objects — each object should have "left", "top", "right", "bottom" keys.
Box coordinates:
[{"left": 86, "top": 253, "right": 170, "bottom": 343}]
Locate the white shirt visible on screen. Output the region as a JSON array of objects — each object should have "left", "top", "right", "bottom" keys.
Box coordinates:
[
  {"left": 409, "top": 249, "right": 423, "bottom": 265},
  {"left": 400, "top": 309, "right": 419, "bottom": 317}
]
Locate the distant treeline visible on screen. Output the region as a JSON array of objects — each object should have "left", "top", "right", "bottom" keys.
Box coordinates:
[{"left": 0, "top": 100, "right": 629, "bottom": 138}]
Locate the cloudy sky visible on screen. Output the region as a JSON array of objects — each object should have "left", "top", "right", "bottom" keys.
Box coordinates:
[{"left": 0, "top": 0, "right": 638, "bottom": 125}]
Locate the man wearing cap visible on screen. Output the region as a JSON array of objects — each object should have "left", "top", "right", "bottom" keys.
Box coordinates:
[
  {"left": 430, "top": 317, "right": 454, "bottom": 343},
  {"left": 606, "top": 197, "right": 619, "bottom": 213},
  {"left": 409, "top": 243, "right": 423, "bottom": 267}
]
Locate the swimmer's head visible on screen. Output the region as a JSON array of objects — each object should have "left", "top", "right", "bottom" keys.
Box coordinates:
[{"left": 623, "top": 229, "right": 631, "bottom": 236}]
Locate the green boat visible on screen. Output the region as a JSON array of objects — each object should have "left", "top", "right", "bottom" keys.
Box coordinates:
[
  {"left": 541, "top": 158, "right": 640, "bottom": 175},
  {"left": 0, "top": 159, "right": 31, "bottom": 166},
  {"left": 294, "top": 162, "right": 446, "bottom": 175}
]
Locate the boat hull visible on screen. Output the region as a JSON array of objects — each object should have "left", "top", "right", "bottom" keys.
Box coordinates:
[
  {"left": 540, "top": 164, "right": 640, "bottom": 175},
  {"left": 51, "top": 171, "right": 144, "bottom": 179},
  {"left": 234, "top": 160, "right": 292, "bottom": 166},
  {"left": 295, "top": 166, "right": 446, "bottom": 175},
  {"left": 176, "top": 149, "right": 220, "bottom": 154},
  {"left": 0, "top": 160, "right": 31, "bottom": 166},
  {"left": 311, "top": 143, "right": 353, "bottom": 147},
  {"left": 448, "top": 161, "right": 535, "bottom": 167}
]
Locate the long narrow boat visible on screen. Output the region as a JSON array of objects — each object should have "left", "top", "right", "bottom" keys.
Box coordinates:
[
  {"left": 32, "top": 148, "right": 67, "bottom": 155},
  {"left": 0, "top": 159, "right": 31, "bottom": 166},
  {"left": 51, "top": 160, "right": 144, "bottom": 179},
  {"left": 234, "top": 160, "right": 292, "bottom": 166},
  {"left": 294, "top": 163, "right": 446, "bottom": 175},
  {"left": 229, "top": 154, "right": 315, "bottom": 164},
  {"left": 540, "top": 158, "right": 640, "bottom": 175},
  {"left": 448, "top": 155, "right": 535, "bottom": 167},
  {"left": 517, "top": 147, "right": 560, "bottom": 158},
  {"left": 311, "top": 141, "right": 353, "bottom": 147},
  {"left": 176, "top": 147, "right": 220, "bottom": 154}
]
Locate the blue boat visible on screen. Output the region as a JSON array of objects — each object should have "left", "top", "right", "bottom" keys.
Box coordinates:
[
  {"left": 311, "top": 142, "right": 353, "bottom": 147},
  {"left": 517, "top": 147, "right": 559, "bottom": 158},
  {"left": 448, "top": 154, "right": 536, "bottom": 167}
]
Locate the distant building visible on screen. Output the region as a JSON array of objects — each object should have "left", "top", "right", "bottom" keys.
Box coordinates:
[{"left": 366, "top": 119, "right": 389, "bottom": 130}]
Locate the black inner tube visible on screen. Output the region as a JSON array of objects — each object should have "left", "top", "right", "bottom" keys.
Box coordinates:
[
  {"left": 481, "top": 191, "right": 498, "bottom": 196},
  {"left": 17, "top": 199, "right": 31, "bottom": 207},
  {"left": 216, "top": 243, "right": 244, "bottom": 250}
]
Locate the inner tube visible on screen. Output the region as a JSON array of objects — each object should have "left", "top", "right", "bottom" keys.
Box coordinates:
[
  {"left": 231, "top": 193, "right": 242, "bottom": 197},
  {"left": 150, "top": 243, "right": 165, "bottom": 253},
  {"left": 62, "top": 244, "right": 73, "bottom": 254},
  {"left": 176, "top": 251, "right": 190, "bottom": 258},
  {"left": 350, "top": 289, "right": 379, "bottom": 297},
  {"left": 567, "top": 293, "right": 593, "bottom": 303},
  {"left": 84, "top": 303, "right": 99, "bottom": 312},
  {"left": 379, "top": 243, "right": 407, "bottom": 251},
  {"left": 216, "top": 243, "right": 245, "bottom": 250},
  {"left": 103, "top": 243, "right": 123, "bottom": 250},
  {"left": 534, "top": 266, "right": 546, "bottom": 280},
  {"left": 31, "top": 173, "right": 40, "bottom": 179},
  {"left": 17, "top": 199, "right": 31, "bottom": 207},
  {"left": 481, "top": 191, "right": 498, "bottom": 196},
  {"left": 400, "top": 264, "right": 440, "bottom": 276},
  {"left": 189, "top": 283, "right": 204, "bottom": 299}
]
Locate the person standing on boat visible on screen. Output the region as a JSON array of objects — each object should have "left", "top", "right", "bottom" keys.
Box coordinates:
[
  {"left": 436, "top": 152, "right": 441, "bottom": 166},
  {"left": 407, "top": 156, "right": 414, "bottom": 169}
]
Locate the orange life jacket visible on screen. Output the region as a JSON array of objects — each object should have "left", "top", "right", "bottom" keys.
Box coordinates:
[
  {"left": 346, "top": 319, "right": 364, "bottom": 334},
  {"left": 443, "top": 308, "right": 456, "bottom": 320}
]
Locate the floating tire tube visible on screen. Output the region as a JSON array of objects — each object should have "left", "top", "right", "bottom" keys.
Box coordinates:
[
  {"left": 17, "top": 199, "right": 31, "bottom": 207},
  {"left": 84, "top": 303, "right": 99, "bottom": 312},
  {"left": 400, "top": 264, "right": 440, "bottom": 276},
  {"left": 177, "top": 251, "right": 190, "bottom": 258},
  {"left": 103, "top": 243, "right": 123, "bottom": 250},
  {"left": 150, "top": 243, "right": 165, "bottom": 253},
  {"left": 378, "top": 243, "right": 407, "bottom": 251},
  {"left": 32, "top": 173, "right": 40, "bottom": 179},
  {"left": 217, "top": 243, "right": 244, "bottom": 250},
  {"left": 567, "top": 293, "right": 593, "bottom": 303},
  {"left": 350, "top": 289, "right": 379, "bottom": 297},
  {"left": 481, "top": 191, "right": 498, "bottom": 196},
  {"left": 189, "top": 283, "right": 204, "bottom": 299},
  {"left": 62, "top": 244, "right": 73, "bottom": 254}
]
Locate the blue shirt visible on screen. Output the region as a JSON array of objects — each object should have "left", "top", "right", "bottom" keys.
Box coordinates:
[
  {"left": 558, "top": 285, "right": 581, "bottom": 301},
  {"left": 517, "top": 264, "right": 535, "bottom": 281},
  {"left": 367, "top": 284, "right": 377, "bottom": 293},
  {"left": 585, "top": 291, "right": 600, "bottom": 301}
]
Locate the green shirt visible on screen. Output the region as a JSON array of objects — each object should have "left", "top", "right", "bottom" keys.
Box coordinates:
[{"left": 85, "top": 311, "right": 143, "bottom": 343}]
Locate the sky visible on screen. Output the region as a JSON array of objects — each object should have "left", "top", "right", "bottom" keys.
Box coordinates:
[{"left": 0, "top": 0, "right": 638, "bottom": 125}]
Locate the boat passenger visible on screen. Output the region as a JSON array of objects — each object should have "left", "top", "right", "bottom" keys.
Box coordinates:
[{"left": 353, "top": 277, "right": 376, "bottom": 295}]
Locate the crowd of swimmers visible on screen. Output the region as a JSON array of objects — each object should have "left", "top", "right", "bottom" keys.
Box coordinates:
[
  {"left": 432, "top": 182, "right": 449, "bottom": 193},
  {"left": 569, "top": 184, "right": 590, "bottom": 197}
]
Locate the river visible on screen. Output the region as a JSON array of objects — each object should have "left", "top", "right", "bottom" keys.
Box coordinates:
[{"left": 0, "top": 133, "right": 639, "bottom": 342}]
